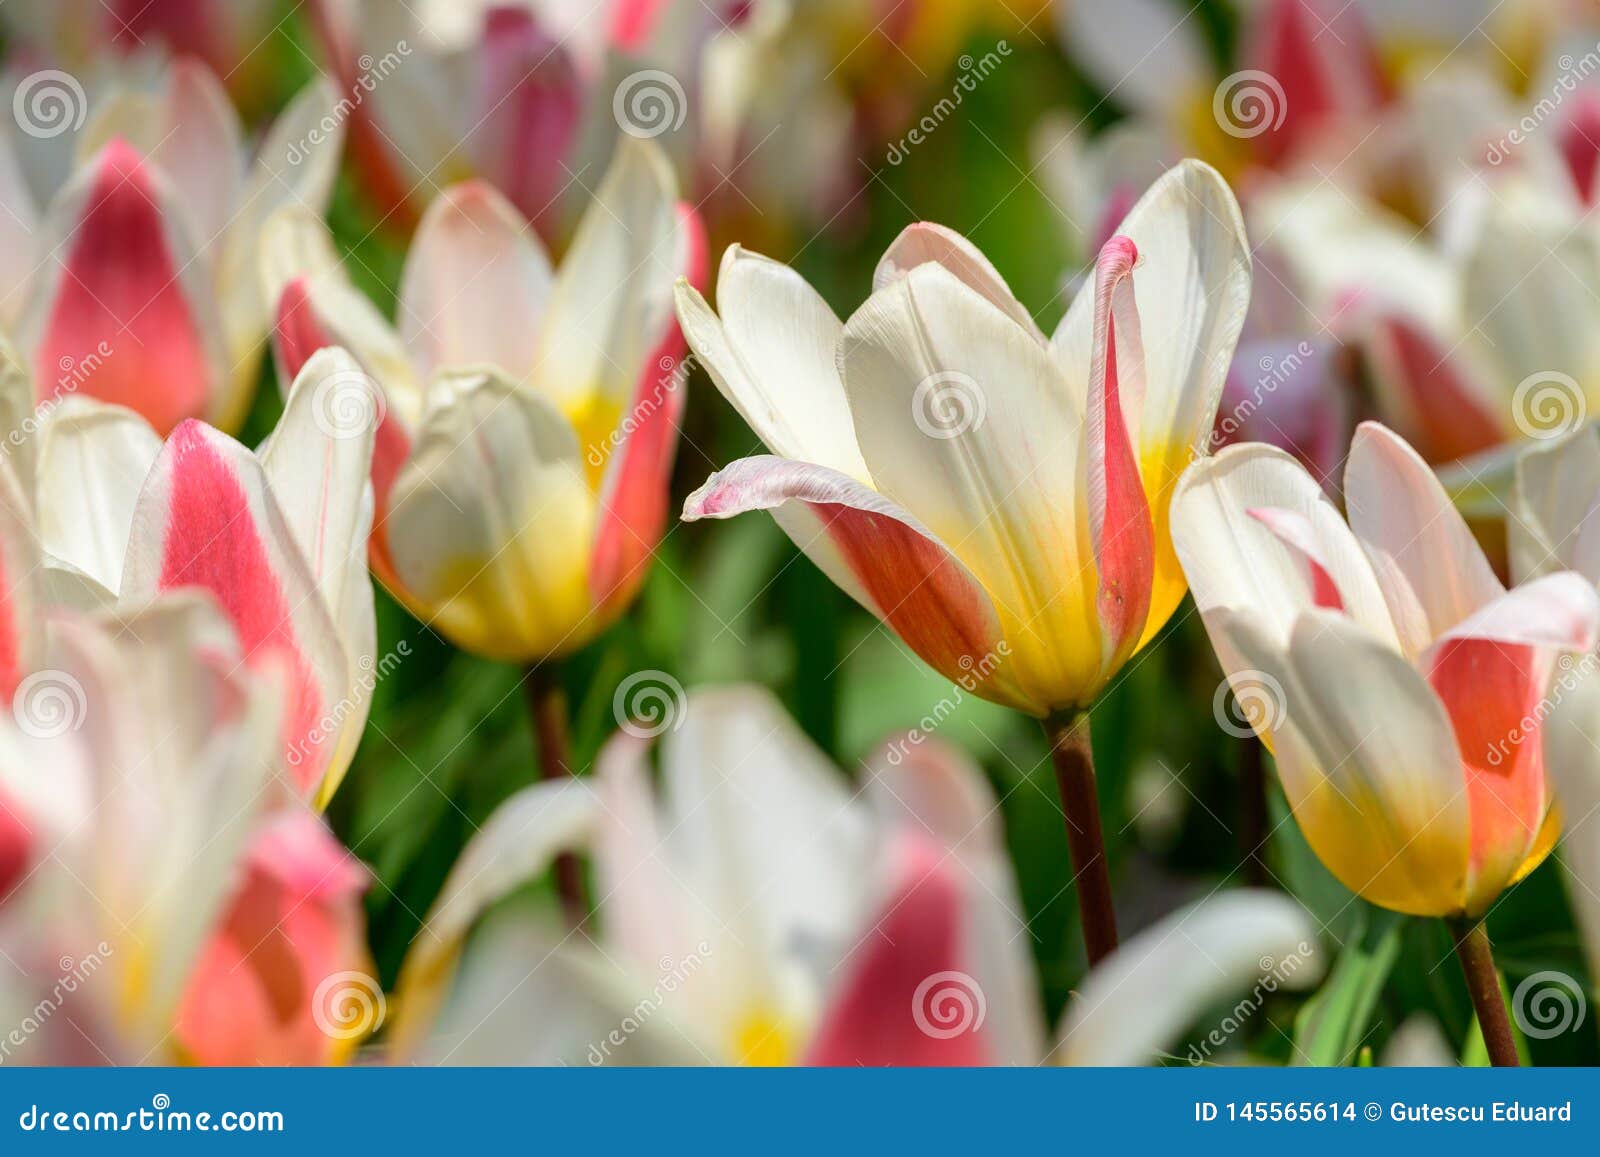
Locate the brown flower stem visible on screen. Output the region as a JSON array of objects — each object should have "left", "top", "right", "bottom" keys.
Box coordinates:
[
  {"left": 1042, "top": 710, "right": 1119, "bottom": 966},
  {"left": 1449, "top": 917, "right": 1520, "bottom": 1067},
  {"left": 524, "top": 664, "right": 589, "bottom": 928}
]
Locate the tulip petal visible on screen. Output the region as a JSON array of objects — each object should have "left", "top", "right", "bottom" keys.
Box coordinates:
[
  {"left": 1056, "top": 891, "right": 1321, "bottom": 1065},
  {"left": 398, "top": 182, "right": 554, "bottom": 382},
  {"left": 1362, "top": 315, "right": 1504, "bottom": 464},
  {"left": 1085, "top": 235, "right": 1155, "bottom": 674},
  {"left": 119, "top": 420, "right": 348, "bottom": 797},
  {"left": 1541, "top": 660, "right": 1600, "bottom": 987},
  {"left": 841, "top": 262, "right": 1098, "bottom": 709},
  {"left": 27, "top": 139, "right": 221, "bottom": 435},
  {"left": 532, "top": 139, "right": 680, "bottom": 417},
  {"left": 388, "top": 779, "right": 599, "bottom": 1059},
  {"left": 1345, "top": 422, "right": 1504, "bottom": 655},
  {"left": 1171, "top": 442, "right": 1397, "bottom": 648},
  {"left": 384, "top": 372, "right": 596, "bottom": 662},
  {"left": 676, "top": 246, "right": 868, "bottom": 479},
  {"left": 0, "top": 458, "right": 41, "bottom": 700},
  {"left": 33, "top": 397, "right": 162, "bottom": 595},
  {"left": 683, "top": 455, "right": 1031, "bottom": 711},
  {"left": 804, "top": 836, "right": 989, "bottom": 1066},
  {"left": 1509, "top": 428, "right": 1600, "bottom": 583},
  {"left": 874, "top": 222, "right": 1044, "bottom": 341},
  {"left": 1230, "top": 609, "right": 1472, "bottom": 916},
  {"left": 1056, "top": 0, "right": 1212, "bottom": 120},
  {"left": 863, "top": 738, "right": 1045, "bottom": 1065}
]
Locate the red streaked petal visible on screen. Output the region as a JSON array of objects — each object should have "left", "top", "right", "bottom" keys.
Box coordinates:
[
  {"left": 803, "top": 836, "right": 988, "bottom": 1066},
  {"left": 1559, "top": 92, "right": 1600, "bottom": 205},
  {"left": 1365, "top": 315, "right": 1503, "bottom": 465},
  {"left": 1087, "top": 235, "right": 1154, "bottom": 673},
  {"left": 33, "top": 140, "right": 218, "bottom": 436},
  {"left": 122, "top": 421, "right": 346, "bottom": 796},
  {"left": 474, "top": 8, "right": 583, "bottom": 235},
  {"left": 589, "top": 203, "right": 706, "bottom": 614},
  {"left": 1426, "top": 638, "right": 1548, "bottom": 910},
  {"left": 684, "top": 456, "right": 1032, "bottom": 710},
  {"left": 1246, "top": 506, "right": 1344, "bottom": 610}
]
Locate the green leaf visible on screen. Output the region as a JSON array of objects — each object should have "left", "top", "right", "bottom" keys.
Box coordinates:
[{"left": 1293, "top": 905, "right": 1407, "bottom": 1065}]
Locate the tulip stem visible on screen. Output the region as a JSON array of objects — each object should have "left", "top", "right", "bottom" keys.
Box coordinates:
[
  {"left": 1042, "top": 710, "right": 1119, "bottom": 966},
  {"left": 524, "top": 664, "right": 589, "bottom": 928},
  {"left": 1448, "top": 917, "right": 1519, "bottom": 1067}
]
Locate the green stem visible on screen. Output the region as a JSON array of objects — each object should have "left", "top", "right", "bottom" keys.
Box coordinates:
[
  {"left": 1448, "top": 917, "right": 1519, "bottom": 1067},
  {"left": 524, "top": 664, "right": 589, "bottom": 928},
  {"left": 1042, "top": 710, "right": 1119, "bottom": 965}
]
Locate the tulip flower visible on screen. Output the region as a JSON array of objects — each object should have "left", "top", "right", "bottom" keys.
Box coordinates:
[
  {"left": 175, "top": 810, "right": 372, "bottom": 1066},
  {"left": 676, "top": 160, "right": 1250, "bottom": 960},
  {"left": 1171, "top": 421, "right": 1600, "bottom": 1064},
  {"left": 0, "top": 60, "right": 343, "bottom": 434},
  {"left": 381, "top": 685, "right": 1320, "bottom": 1066},
  {"left": 16, "top": 349, "right": 379, "bottom": 808},
  {"left": 1508, "top": 428, "right": 1600, "bottom": 1015},
  {"left": 265, "top": 139, "right": 703, "bottom": 916},
  {"left": 0, "top": 593, "right": 287, "bottom": 1062}
]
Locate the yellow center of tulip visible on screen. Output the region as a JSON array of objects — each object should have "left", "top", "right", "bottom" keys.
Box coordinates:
[
  {"left": 731, "top": 1009, "right": 796, "bottom": 1066},
  {"left": 562, "top": 393, "right": 626, "bottom": 492}
]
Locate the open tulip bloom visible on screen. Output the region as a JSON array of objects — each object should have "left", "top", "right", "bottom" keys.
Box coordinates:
[
  {"left": 676, "top": 159, "right": 1251, "bottom": 961},
  {"left": 2, "top": 344, "right": 379, "bottom": 808},
  {"left": 1171, "top": 420, "right": 1600, "bottom": 1064},
  {"left": 377, "top": 685, "right": 1320, "bottom": 1066},
  {"left": 0, "top": 60, "right": 344, "bottom": 435}
]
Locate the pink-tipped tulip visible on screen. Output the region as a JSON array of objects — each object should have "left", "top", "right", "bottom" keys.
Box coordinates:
[
  {"left": 1172, "top": 422, "right": 1600, "bottom": 916},
  {"left": 2, "top": 61, "right": 343, "bottom": 433},
  {"left": 176, "top": 811, "right": 370, "bottom": 1066},
  {"left": 678, "top": 161, "right": 1250, "bottom": 715},
  {"left": 264, "top": 140, "right": 706, "bottom": 664}
]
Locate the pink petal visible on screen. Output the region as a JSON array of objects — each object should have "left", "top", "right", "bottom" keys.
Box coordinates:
[
  {"left": 684, "top": 456, "right": 1021, "bottom": 707},
  {"left": 273, "top": 277, "right": 414, "bottom": 583},
  {"left": 473, "top": 8, "right": 584, "bottom": 236},
  {"left": 1086, "top": 235, "right": 1155, "bottom": 673},
  {"left": 1558, "top": 92, "right": 1600, "bottom": 205},
  {"left": 590, "top": 203, "right": 706, "bottom": 614},
  {"left": 1246, "top": 506, "right": 1344, "bottom": 610},
  {"left": 124, "top": 421, "right": 346, "bottom": 795},
  {"left": 175, "top": 811, "right": 369, "bottom": 1065},
  {"left": 33, "top": 140, "right": 216, "bottom": 435},
  {"left": 1364, "top": 316, "right": 1503, "bottom": 464},
  {"left": 804, "top": 836, "right": 989, "bottom": 1066},
  {"left": 1242, "top": 0, "right": 1387, "bottom": 167},
  {"left": 0, "top": 790, "right": 29, "bottom": 903}
]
